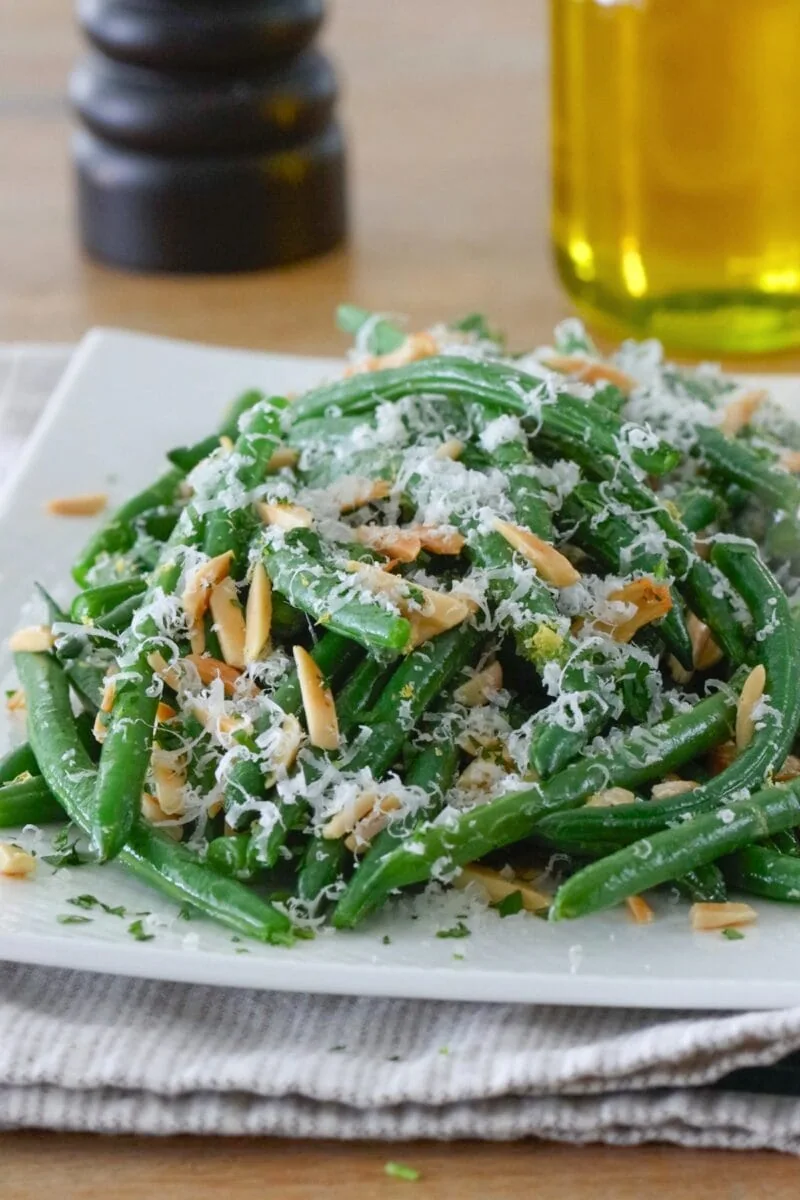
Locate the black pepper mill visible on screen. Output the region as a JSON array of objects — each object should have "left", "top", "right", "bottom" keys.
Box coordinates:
[{"left": 71, "top": 0, "right": 347, "bottom": 273}]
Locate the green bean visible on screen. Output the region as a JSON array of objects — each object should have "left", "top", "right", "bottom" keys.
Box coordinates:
[
  {"left": 550, "top": 780, "right": 800, "bottom": 920},
  {"left": 263, "top": 528, "right": 412, "bottom": 655},
  {"left": 722, "top": 844, "right": 800, "bottom": 902},
  {"left": 0, "top": 742, "right": 39, "bottom": 786},
  {"left": 333, "top": 681, "right": 736, "bottom": 927},
  {"left": 166, "top": 389, "right": 265, "bottom": 473},
  {"left": 290, "top": 357, "right": 681, "bottom": 475},
  {"left": 34, "top": 583, "right": 107, "bottom": 710},
  {"left": 0, "top": 776, "right": 65, "bottom": 827},
  {"left": 676, "top": 864, "right": 727, "bottom": 903},
  {"left": 72, "top": 468, "right": 185, "bottom": 587},
  {"left": 694, "top": 425, "right": 800, "bottom": 513},
  {"left": 70, "top": 578, "right": 147, "bottom": 624},
  {"left": 14, "top": 650, "right": 293, "bottom": 942},
  {"left": 674, "top": 487, "right": 728, "bottom": 534}
]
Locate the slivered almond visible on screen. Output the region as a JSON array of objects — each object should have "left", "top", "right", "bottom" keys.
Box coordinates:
[
  {"left": 434, "top": 438, "right": 465, "bottom": 461},
  {"left": 0, "top": 843, "right": 36, "bottom": 877},
  {"left": 181, "top": 551, "right": 234, "bottom": 649},
  {"left": 9, "top": 625, "right": 55, "bottom": 654},
  {"left": 347, "top": 561, "right": 477, "bottom": 648},
  {"left": 257, "top": 500, "right": 314, "bottom": 530},
  {"left": 186, "top": 653, "right": 254, "bottom": 698},
  {"left": 332, "top": 476, "right": 392, "bottom": 513},
  {"left": 218, "top": 435, "right": 235, "bottom": 454},
  {"left": 152, "top": 754, "right": 187, "bottom": 817},
  {"left": 46, "top": 493, "right": 108, "bottom": 517},
  {"left": 601, "top": 578, "right": 672, "bottom": 642},
  {"left": 156, "top": 702, "right": 177, "bottom": 724},
  {"left": 266, "top": 445, "right": 300, "bottom": 472},
  {"left": 493, "top": 520, "right": 580, "bottom": 587},
  {"left": 414, "top": 525, "right": 466, "bottom": 556},
  {"left": 244, "top": 562, "right": 273, "bottom": 664},
  {"left": 779, "top": 449, "right": 800, "bottom": 474},
  {"left": 293, "top": 645, "right": 339, "bottom": 751},
  {"left": 273, "top": 714, "right": 303, "bottom": 774},
  {"left": 687, "top": 613, "right": 723, "bottom": 671},
  {"left": 92, "top": 713, "right": 109, "bottom": 746},
  {"left": 347, "top": 331, "right": 438, "bottom": 376},
  {"left": 140, "top": 792, "right": 182, "bottom": 839},
  {"left": 209, "top": 576, "right": 247, "bottom": 669},
  {"left": 708, "top": 740, "right": 737, "bottom": 777},
  {"left": 586, "top": 787, "right": 636, "bottom": 808},
  {"left": 454, "top": 863, "right": 550, "bottom": 913},
  {"left": 668, "top": 655, "right": 693, "bottom": 686},
  {"left": 542, "top": 354, "right": 636, "bottom": 395},
  {"left": 454, "top": 661, "right": 503, "bottom": 707},
  {"left": 626, "top": 895, "right": 654, "bottom": 924},
  {"left": 776, "top": 754, "right": 800, "bottom": 782},
  {"left": 5, "top": 689, "right": 26, "bottom": 712},
  {"left": 736, "top": 664, "right": 766, "bottom": 751},
  {"left": 322, "top": 790, "right": 400, "bottom": 840},
  {"left": 650, "top": 779, "right": 698, "bottom": 800},
  {"left": 690, "top": 901, "right": 757, "bottom": 932},
  {"left": 92, "top": 677, "right": 116, "bottom": 744},
  {"left": 457, "top": 754, "right": 507, "bottom": 793},
  {"left": 719, "top": 388, "right": 767, "bottom": 437},
  {"left": 354, "top": 525, "right": 422, "bottom": 563},
  {"left": 147, "top": 651, "right": 182, "bottom": 693}
]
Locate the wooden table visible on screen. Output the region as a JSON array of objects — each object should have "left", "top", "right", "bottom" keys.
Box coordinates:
[{"left": 2, "top": 1, "right": 800, "bottom": 1195}]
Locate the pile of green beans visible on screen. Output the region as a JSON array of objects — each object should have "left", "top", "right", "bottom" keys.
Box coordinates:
[{"left": 5, "top": 314, "right": 800, "bottom": 943}]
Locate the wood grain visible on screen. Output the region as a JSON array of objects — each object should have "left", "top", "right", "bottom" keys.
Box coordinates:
[{"left": 3, "top": 0, "right": 800, "bottom": 1194}]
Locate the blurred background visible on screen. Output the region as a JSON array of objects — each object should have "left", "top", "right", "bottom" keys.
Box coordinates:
[{"left": 1, "top": 1, "right": 559, "bottom": 353}]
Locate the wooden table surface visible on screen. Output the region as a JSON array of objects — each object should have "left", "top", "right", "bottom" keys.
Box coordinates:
[{"left": 3, "top": 1, "right": 800, "bottom": 1196}]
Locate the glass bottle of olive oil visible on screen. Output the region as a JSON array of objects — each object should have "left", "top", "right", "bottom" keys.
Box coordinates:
[{"left": 551, "top": 0, "right": 800, "bottom": 354}]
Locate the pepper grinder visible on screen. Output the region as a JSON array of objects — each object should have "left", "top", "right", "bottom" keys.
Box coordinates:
[{"left": 70, "top": 0, "right": 347, "bottom": 273}]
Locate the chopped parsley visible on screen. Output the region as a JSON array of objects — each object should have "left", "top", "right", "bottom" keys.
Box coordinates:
[
  {"left": 452, "top": 953, "right": 465, "bottom": 961},
  {"left": 494, "top": 890, "right": 524, "bottom": 918},
  {"left": 722, "top": 927, "right": 745, "bottom": 941},
  {"left": 127, "top": 919, "right": 154, "bottom": 942},
  {"left": 68, "top": 894, "right": 126, "bottom": 918},
  {"left": 435, "top": 921, "right": 470, "bottom": 939},
  {"left": 57, "top": 914, "right": 92, "bottom": 925},
  {"left": 382, "top": 934, "right": 392, "bottom": 945},
  {"left": 42, "top": 840, "right": 86, "bottom": 869},
  {"left": 384, "top": 1162, "right": 420, "bottom": 1182},
  {"left": 178, "top": 903, "right": 196, "bottom": 921}
]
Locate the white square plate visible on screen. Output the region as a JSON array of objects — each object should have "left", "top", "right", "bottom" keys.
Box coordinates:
[{"left": 1, "top": 329, "right": 799, "bottom": 1010}]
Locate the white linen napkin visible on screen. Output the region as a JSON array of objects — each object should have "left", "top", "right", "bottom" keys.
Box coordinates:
[{"left": 1, "top": 342, "right": 800, "bottom": 1150}]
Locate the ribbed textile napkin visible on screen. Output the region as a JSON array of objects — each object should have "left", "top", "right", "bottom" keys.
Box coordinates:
[{"left": 2, "top": 342, "right": 800, "bottom": 1150}]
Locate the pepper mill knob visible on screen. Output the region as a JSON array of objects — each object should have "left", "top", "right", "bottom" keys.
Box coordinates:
[{"left": 71, "top": 0, "right": 347, "bottom": 273}]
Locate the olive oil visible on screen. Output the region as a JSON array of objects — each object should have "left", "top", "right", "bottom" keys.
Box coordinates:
[{"left": 551, "top": 0, "right": 800, "bottom": 353}]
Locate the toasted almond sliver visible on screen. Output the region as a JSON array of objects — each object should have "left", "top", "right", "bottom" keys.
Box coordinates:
[
  {"left": 293, "top": 645, "right": 339, "bottom": 751},
  {"left": 454, "top": 863, "right": 550, "bottom": 914},
  {"left": 333, "top": 476, "right": 392, "bottom": 514},
  {"left": 186, "top": 653, "right": 254, "bottom": 698},
  {"left": 153, "top": 755, "right": 187, "bottom": 817},
  {"left": 736, "top": 663, "right": 766, "bottom": 751},
  {"left": 690, "top": 901, "right": 757, "bottom": 932},
  {"left": 650, "top": 779, "right": 698, "bottom": 800},
  {"left": 493, "top": 520, "right": 581, "bottom": 588},
  {"left": 266, "top": 445, "right": 300, "bottom": 473},
  {"left": 668, "top": 654, "right": 694, "bottom": 686},
  {"left": 434, "top": 438, "right": 465, "bottom": 461},
  {"left": 156, "top": 701, "right": 177, "bottom": 724},
  {"left": 322, "top": 791, "right": 400, "bottom": 841},
  {"left": 182, "top": 551, "right": 234, "bottom": 633},
  {"left": 457, "top": 754, "right": 507, "bottom": 794},
  {"left": 0, "top": 843, "right": 36, "bottom": 878},
  {"left": 354, "top": 525, "right": 422, "bottom": 564},
  {"left": 454, "top": 661, "right": 503, "bottom": 708},
  {"left": 602, "top": 578, "right": 672, "bottom": 642},
  {"left": 719, "top": 388, "right": 767, "bottom": 437},
  {"left": 100, "top": 679, "right": 116, "bottom": 714},
  {"left": 687, "top": 612, "right": 723, "bottom": 672},
  {"left": 626, "top": 895, "right": 654, "bottom": 925},
  {"left": 347, "top": 331, "right": 438, "bottom": 376},
  {"left": 542, "top": 354, "right": 636, "bottom": 395},
  {"left": 9, "top": 625, "right": 55, "bottom": 654},
  {"left": 586, "top": 787, "right": 636, "bottom": 808},
  {"left": 776, "top": 754, "right": 800, "bottom": 782},
  {"left": 779, "top": 449, "right": 800, "bottom": 474},
  {"left": 147, "top": 651, "right": 183, "bottom": 693},
  {"left": 414, "top": 525, "right": 466, "bottom": 556},
  {"left": 708, "top": 739, "right": 737, "bottom": 777},
  {"left": 5, "top": 689, "right": 26, "bottom": 712},
  {"left": 93, "top": 713, "right": 110, "bottom": 745},
  {"left": 140, "top": 792, "right": 182, "bottom": 839},
  {"left": 244, "top": 562, "right": 273, "bottom": 665},
  {"left": 209, "top": 576, "right": 247, "bottom": 669},
  {"left": 257, "top": 501, "right": 314, "bottom": 530},
  {"left": 218, "top": 435, "right": 235, "bottom": 454},
  {"left": 46, "top": 492, "right": 108, "bottom": 517},
  {"left": 347, "top": 560, "right": 477, "bottom": 648},
  {"left": 273, "top": 714, "right": 304, "bottom": 774}
]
